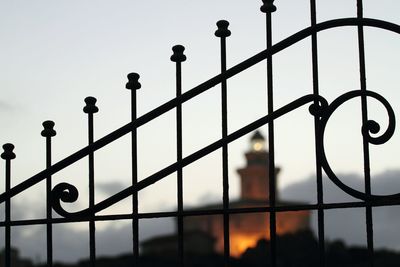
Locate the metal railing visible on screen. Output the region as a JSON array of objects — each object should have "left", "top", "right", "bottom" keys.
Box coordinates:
[{"left": 1, "top": 0, "right": 399, "bottom": 266}]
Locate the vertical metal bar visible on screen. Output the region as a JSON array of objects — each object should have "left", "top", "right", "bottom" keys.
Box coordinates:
[
  {"left": 309, "top": 1, "right": 326, "bottom": 266},
  {"left": 84, "top": 97, "right": 99, "bottom": 267},
  {"left": 171, "top": 45, "right": 186, "bottom": 267},
  {"left": 126, "top": 73, "right": 141, "bottom": 266},
  {"left": 356, "top": 1, "right": 374, "bottom": 266},
  {"left": 41, "top": 121, "right": 57, "bottom": 267},
  {"left": 215, "top": 20, "right": 231, "bottom": 267},
  {"left": 1, "top": 143, "right": 16, "bottom": 267},
  {"left": 5, "top": 159, "right": 11, "bottom": 267},
  {"left": 261, "top": 1, "right": 277, "bottom": 266}
]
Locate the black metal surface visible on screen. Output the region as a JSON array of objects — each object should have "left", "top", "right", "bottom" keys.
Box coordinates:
[
  {"left": 41, "top": 121, "right": 56, "bottom": 267},
  {"left": 261, "top": 1, "right": 277, "bottom": 266},
  {"left": 215, "top": 19, "right": 231, "bottom": 267},
  {"left": 1, "top": 198, "right": 400, "bottom": 228},
  {"left": 1, "top": 144, "right": 15, "bottom": 267},
  {"left": 1, "top": 2, "right": 399, "bottom": 267},
  {"left": 356, "top": 1, "right": 374, "bottom": 266},
  {"left": 84, "top": 97, "right": 99, "bottom": 267},
  {"left": 309, "top": 0, "right": 325, "bottom": 266},
  {"left": 1, "top": 17, "right": 399, "bottom": 206},
  {"left": 126, "top": 72, "right": 141, "bottom": 265},
  {"left": 171, "top": 44, "right": 186, "bottom": 267}
]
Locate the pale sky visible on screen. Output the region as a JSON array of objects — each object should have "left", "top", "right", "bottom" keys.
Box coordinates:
[{"left": 0, "top": 0, "right": 400, "bottom": 261}]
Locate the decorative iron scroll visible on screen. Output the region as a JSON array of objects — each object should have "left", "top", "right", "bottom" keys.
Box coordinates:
[
  {"left": 319, "top": 90, "right": 396, "bottom": 201},
  {"left": 0, "top": 17, "right": 399, "bottom": 205},
  {"left": 48, "top": 88, "right": 397, "bottom": 217},
  {"left": 0, "top": 1, "right": 399, "bottom": 267}
]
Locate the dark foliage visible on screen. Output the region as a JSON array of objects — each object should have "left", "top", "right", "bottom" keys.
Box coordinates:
[
  {"left": 25, "top": 231, "right": 400, "bottom": 267},
  {"left": 241, "top": 231, "right": 400, "bottom": 267}
]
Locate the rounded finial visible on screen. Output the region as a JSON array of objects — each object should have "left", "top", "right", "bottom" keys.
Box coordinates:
[
  {"left": 260, "top": 0, "right": 277, "bottom": 13},
  {"left": 215, "top": 20, "right": 231, "bottom": 38},
  {"left": 1, "top": 143, "right": 16, "bottom": 160},
  {"left": 41, "top": 120, "right": 57, "bottom": 137},
  {"left": 170, "top": 45, "right": 186, "bottom": 63},
  {"left": 126, "top": 73, "right": 141, "bottom": 90},
  {"left": 83, "top": 96, "right": 99, "bottom": 114}
]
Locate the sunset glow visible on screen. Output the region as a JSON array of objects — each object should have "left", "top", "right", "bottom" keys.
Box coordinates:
[{"left": 230, "top": 234, "right": 264, "bottom": 257}]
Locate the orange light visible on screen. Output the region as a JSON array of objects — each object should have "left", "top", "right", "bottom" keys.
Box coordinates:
[
  {"left": 230, "top": 234, "right": 264, "bottom": 257},
  {"left": 213, "top": 211, "right": 311, "bottom": 257}
]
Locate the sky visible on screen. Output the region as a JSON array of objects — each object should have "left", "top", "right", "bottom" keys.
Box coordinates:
[{"left": 0, "top": 0, "right": 399, "bottom": 263}]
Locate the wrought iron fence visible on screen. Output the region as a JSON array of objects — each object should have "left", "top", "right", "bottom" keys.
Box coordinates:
[{"left": 1, "top": 0, "right": 399, "bottom": 266}]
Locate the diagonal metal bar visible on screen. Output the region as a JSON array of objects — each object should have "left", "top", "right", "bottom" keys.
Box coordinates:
[
  {"left": 50, "top": 93, "right": 325, "bottom": 218},
  {"left": 0, "top": 18, "right": 399, "bottom": 204}
]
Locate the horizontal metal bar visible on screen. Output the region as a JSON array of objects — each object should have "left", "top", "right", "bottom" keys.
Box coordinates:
[
  {"left": 2, "top": 197, "right": 399, "bottom": 227},
  {"left": 1, "top": 18, "right": 399, "bottom": 205}
]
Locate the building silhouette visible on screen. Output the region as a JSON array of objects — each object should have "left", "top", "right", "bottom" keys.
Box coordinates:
[
  {"left": 0, "top": 248, "right": 33, "bottom": 267},
  {"left": 142, "top": 131, "right": 310, "bottom": 257}
]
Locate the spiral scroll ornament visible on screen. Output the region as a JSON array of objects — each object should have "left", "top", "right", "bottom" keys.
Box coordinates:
[
  {"left": 318, "top": 90, "right": 396, "bottom": 201},
  {"left": 51, "top": 182, "right": 81, "bottom": 218}
]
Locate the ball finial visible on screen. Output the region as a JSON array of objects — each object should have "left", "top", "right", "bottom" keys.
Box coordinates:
[
  {"left": 260, "top": 0, "right": 277, "bottom": 13},
  {"left": 83, "top": 96, "right": 99, "bottom": 114},
  {"left": 41, "top": 120, "right": 57, "bottom": 137},
  {"left": 215, "top": 20, "right": 231, "bottom": 38},
  {"left": 1, "top": 143, "right": 16, "bottom": 160},
  {"left": 170, "top": 45, "right": 186, "bottom": 63},
  {"left": 126, "top": 73, "right": 141, "bottom": 90}
]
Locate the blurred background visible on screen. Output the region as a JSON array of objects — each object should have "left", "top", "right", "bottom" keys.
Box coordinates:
[{"left": 0, "top": 0, "right": 399, "bottom": 264}]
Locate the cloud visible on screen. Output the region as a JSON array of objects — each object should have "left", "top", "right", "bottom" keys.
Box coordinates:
[
  {"left": 196, "top": 192, "right": 221, "bottom": 206},
  {"left": 96, "top": 181, "right": 126, "bottom": 196},
  {"left": 10, "top": 213, "right": 174, "bottom": 263},
  {"left": 281, "top": 169, "right": 400, "bottom": 250},
  {"left": 0, "top": 100, "right": 14, "bottom": 111},
  {"left": 5, "top": 196, "right": 174, "bottom": 263},
  {"left": 281, "top": 169, "right": 400, "bottom": 203}
]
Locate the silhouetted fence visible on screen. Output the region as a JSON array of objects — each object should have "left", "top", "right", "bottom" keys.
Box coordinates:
[{"left": 1, "top": 1, "right": 399, "bottom": 267}]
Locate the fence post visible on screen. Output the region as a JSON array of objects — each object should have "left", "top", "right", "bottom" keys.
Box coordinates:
[
  {"left": 261, "top": 0, "right": 277, "bottom": 266},
  {"left": 84, "top": 96, "right": 99, "bottom": 267},
  {"left": 308, "top": 0, "right": 327, "bottom": 266},
  {"left": 215, "top": 19, "right": 231, "bottom": 266},
  {"left": 41, "top": 121, "right": 56, "bottom": 267},
  {"left": 126, "top": 72, "right": 141, "bottom": 265},
  {"left": 171, "top": 44, "right": 186, "bottom": 267},
  {"left": 1, "top": 143, "right": 16, "bottom": 267}
]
